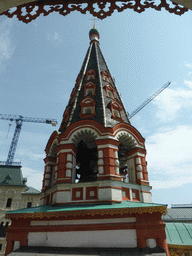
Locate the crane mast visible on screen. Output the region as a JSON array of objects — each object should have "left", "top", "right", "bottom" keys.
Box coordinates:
[{"left": 0, "top": 114, "right": 57, "bottom": 165}]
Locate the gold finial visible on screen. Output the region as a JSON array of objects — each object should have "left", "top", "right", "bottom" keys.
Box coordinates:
[{"left": 89, "top": 18, "right": 99, "bottom": 29}]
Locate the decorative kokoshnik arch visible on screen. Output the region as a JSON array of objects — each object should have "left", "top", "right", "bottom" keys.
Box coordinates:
[{"left": 0, "top": 0, "right": 189, "bottom": 24}]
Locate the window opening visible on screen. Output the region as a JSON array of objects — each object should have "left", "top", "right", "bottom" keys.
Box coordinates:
[
  {"left": 113, "top": 109, "right": 120, "bottom": 118},
  {"left": 0, "top": 222, "right": 9, "bottom": 238},
  {"left": 83, "top": 107, "right": 92, "bottom": 114},
  {"left": 108, "top": 91, "right": 114, "bottom": 98},
  {"left": 87, "top": 74, "right": 94, "bottom": 80},
  {"left": 76, "top": 139, "right": 98, "bottom": 182},
  {"left": 27, "top": 202, "right": 32, "bottom": 208},
  {"left": 118, "top": 143, "right": 129, "bottom": 182},
  {"left": 6, "top": 198, "right": 12, "bottom": 208},
  {"left": 86, "top": 88, "right": 93, "bottom": 96},
  {"left": 103, "top": 76, "right": 109, "bottom": 82}
]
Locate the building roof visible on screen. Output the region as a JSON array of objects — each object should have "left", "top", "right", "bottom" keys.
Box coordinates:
[
  {"left": 165, "top": 223, "right": 192, "bottom": 246},
  {"left": 6, "top": 201, "right": 167, "bottom": 219},
  {"left": 22, "top": 186, "right": 41, "bottom": 195},
  {"left": 162, "top": 207, "right": 192, "bottom": 222},
  {"left": 0, "top": 164, "right": 26, "bottom": 186},
  {"left": 59, "top": 28, "right": 130, "bottom": 133}
]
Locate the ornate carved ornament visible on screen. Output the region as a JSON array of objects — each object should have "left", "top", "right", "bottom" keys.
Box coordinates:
[
  {"left": 6, "top": 205, "right": 167, "bottom": 219},
  {"left": 0, "top": 0, "right": 188, "bottom": 23}
]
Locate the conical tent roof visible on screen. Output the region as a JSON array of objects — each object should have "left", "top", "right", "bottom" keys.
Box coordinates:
[{"left": 59, "top": 28, "right": 130, "bottom": 133}]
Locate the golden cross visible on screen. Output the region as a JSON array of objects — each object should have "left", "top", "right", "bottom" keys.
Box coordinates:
[{"left": 89, "top": 18, "right": 99, "bottom": 28}]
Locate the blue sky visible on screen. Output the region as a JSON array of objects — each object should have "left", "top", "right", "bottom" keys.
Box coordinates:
[{"left": 0, "top": 7, "right": 192, "bottom": 207}]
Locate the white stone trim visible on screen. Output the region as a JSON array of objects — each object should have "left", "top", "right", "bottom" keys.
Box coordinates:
[
  {"left": 57, "top": 149, "right": 76, "bottom": 155},
  {"left": 97, "top": 144, "right": 118, "bottom": 149},
  {"left": 45, "top": 161, "right": 56, "bottom": 165},
  {"left": 30, "top": 217, "right": 136, "bottom": 226},
  {"left": 126, "top": 152, "right": 144, "bottom": 159},
  {"left": 146, "top": 238, "right": 157, "bottom": 248}
]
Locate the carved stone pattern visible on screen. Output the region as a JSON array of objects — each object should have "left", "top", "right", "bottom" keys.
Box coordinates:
[{"left": 1, "top": 0, "right": 188, "bottom": 23}]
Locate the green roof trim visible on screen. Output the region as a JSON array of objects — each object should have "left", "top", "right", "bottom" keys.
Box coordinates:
[
  {"left": 6, "top": 201, "right": 166, "bottom": 216},
  {"left": 166, "top": 223, "right": 192, "bottom": 246}
]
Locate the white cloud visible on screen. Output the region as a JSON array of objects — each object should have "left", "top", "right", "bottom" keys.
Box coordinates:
[
  {"left": 18, "top": 150, "right": 45, "bottom": 160},
  {"left": 186, "top": 63, "right": 192, "bottom": 69},
  {"left": 0, "top": 18, "right": 15, "bottom": 72},
  {"left": 151, "top": 174, "right": 192, "bottom": 189},
  {"left": 184, "top": 80, "right": 192, "bottom": 89},
  {"left": 146, "top": 125, "right": 192, "bottom": 189},
  {"left": 153, "top": 87, "right": 192, "bottom": 121},
  {"left": 22, "top": 167, "right": 43, "bottom": 191}
]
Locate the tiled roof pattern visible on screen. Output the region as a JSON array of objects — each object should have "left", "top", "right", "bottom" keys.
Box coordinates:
[
  {"left": 60, "top": 39, "right": 130, "bottom": 133},
  {"left": 166, "top": 223, "right": 192, "bottom": 245},
  {"left": 6, "top": 201, "right": 166, "bottom": 214},
  {"left": 0, "top": 165, "right": 25, "bottom": 186},
  {"left": 162, "top": 208, "right": 192, "bottom": 222}
]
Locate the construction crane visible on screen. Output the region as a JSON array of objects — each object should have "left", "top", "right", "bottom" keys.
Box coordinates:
[
  {"left": 129, "top": 82, "right": 171, "bottom": 119},
  {"left": 0, "top": 114, "right": 57, "bottom": 165}
]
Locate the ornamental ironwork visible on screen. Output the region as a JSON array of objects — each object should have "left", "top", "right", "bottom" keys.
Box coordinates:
[{"left": 0, "top": 0, "right": 188, "bottom": 23}]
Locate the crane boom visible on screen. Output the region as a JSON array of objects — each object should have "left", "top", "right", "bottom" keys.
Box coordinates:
[
  {"left": 0, "top": 114, "right": 57, "bottom": 165},
  {"left": 0, "top": 114, "right": 57, "bottom": 124},
  {"left": 129, "top": 82, "right": 171, "bottom": 119}
]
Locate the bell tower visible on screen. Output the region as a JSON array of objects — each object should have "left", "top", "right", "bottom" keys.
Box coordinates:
[
  {"left": 5, "top": 28, "right": 169, "bottom": 256},
  {"left": 41, "top": 27, "right": 152, "bottom": 206}
]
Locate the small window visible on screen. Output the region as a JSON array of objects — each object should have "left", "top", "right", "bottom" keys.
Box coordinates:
[
  {"left": 83, "top": 107, "right": 92, "bottom": 114},
  {"left": 27, "top": 202, "right": 32, "bottom": 208},
  {"left": 113, "top": 109, "right": 120, "bottom": 118},
  {"left": 103, "top": 76, "right": 109, "bottom": 82},
  {"left": 132, "top": 192, "right": 136, "bottom": 199},
  {"left": 6, "top": 198, "right": 12, "bottom": 208},
  {"left": 86, "top": 89, "right": 93, "bottom": 96},
  {"left": 0, "top": 244, "right": 2, "bottom": 251},
  {"left": 108, "top": 91, "right": 114, "bottom": 98},
  {"left": 88, "top": 74, "right": 94, "bottom": 80}
]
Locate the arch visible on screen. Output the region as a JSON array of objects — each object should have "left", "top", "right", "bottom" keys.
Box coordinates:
[
  {"left": 116, "top": 131, "right": 138, "bottom": 151},
  {"left": 115, "top": 131, "right": 139, "bottom": 183},
  {"left": 5, "top": 189, "right": 16, "bottom": 195},
  {"left": 48, "top": 138, "right": 58, "bottom": 157},
  {"left": 45, "top": 131, "right": 58, "bottom": 155},
  {"left": 113, "top": 123, "right": 145, "bottom": 147},
  {"left": 70, "top": 127, "right": 98, "bottom": 147}
]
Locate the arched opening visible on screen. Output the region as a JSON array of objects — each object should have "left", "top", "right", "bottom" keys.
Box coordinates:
[
  {"left": 117, "top": 132, "right": 138, "bottom": 183},
  {"left": 76, "top": 138, "right": 98, "bottom": 182},
  {"left": 118, "top": 143, "right": 129, "bottom": 181}
]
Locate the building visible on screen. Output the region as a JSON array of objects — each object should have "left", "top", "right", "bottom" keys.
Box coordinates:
[
  {"left": 5, "top": 28, "right": 169, "bottom": 256},
  {"left": 0, "top": 163, "right": 41, "bottom": 256},
  {"left": 162, "top": 204, "right": 192, "bottom": 256}
]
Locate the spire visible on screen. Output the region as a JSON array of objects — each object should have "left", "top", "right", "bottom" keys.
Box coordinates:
[{"left": 59, "top": 29, "right": 130, "bottom": 133}]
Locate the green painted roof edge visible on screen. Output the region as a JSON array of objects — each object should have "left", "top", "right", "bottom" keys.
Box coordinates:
[{"left": 6, "top": 201, "right": 167, "bottom": 215}]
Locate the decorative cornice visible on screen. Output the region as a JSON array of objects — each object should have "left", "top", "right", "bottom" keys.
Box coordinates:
[
  {"left": 0, "top": 1, "right": 188, "bottom": 23},
  {"left": 6, "top": 205, "right": 167, "bottom": 219}
]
